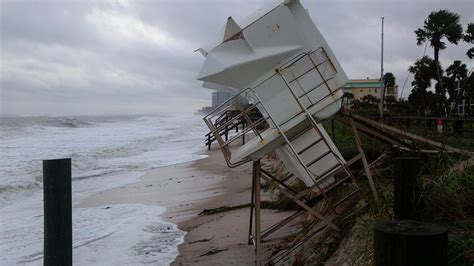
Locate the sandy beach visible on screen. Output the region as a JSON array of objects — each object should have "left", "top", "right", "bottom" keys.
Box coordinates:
[{"left": 79, "top": 147, "right": 298, "bottom": 265}]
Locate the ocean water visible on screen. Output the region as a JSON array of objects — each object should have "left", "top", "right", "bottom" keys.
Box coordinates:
[{"left": 0, "top": 113, "right": 208, "bottom": 265}]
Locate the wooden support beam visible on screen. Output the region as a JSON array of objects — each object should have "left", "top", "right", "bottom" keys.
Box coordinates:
[
  {"left": 346, "top": 154, "right": 363, "bottom": 166},
  {"left": 248, "top": 165, "right": 255, "bottom": 245},
  {"left": 260, "top": 172, "right": 338, "bottom": 230},
  {"left": 207, "top": 134, "right": 211, "bottom": 151},
  {"left": 261, "top": 210, "right": 305, "bottom": 241},
  {"left": 242, "top": 122, "right": 246, "bottom": 145},
  {"left": 336, "top": 115, "right": 413, "bottom": 150},
  {"left": 349, "top": 117, "right": 379, "bottom": 203},
  {"left": 254, "top": 160, "right": 261, "bottom": 266},
  {"left": 346, "top": 111, "right": 473, "bottom": 156}
]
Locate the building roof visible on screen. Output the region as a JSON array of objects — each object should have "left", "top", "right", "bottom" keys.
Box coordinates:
[{"left": 342, "top": 79, "right": 383, "bottom": 89}]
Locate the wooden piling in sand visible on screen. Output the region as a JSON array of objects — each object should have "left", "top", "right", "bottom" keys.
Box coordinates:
[
  {"left": 43, "top": 158, "right": 72, "bottom": 266},
  {"left": 374, "top": 220, "right": 447, "bottom": 266},
  {"left": 253, "top": 160, "right": 261, "bottom": 266}
]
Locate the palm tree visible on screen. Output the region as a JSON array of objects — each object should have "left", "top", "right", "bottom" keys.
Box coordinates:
[
  {"left": 380, "top": 72, "right": 396, "bottom": 115},
  {"left": 408, "top": 56, "right": 436, "bottom": 90},
  {"left": 446, "top": 60, "right": 468, "bottom": 115},
  {"left": 415, "top": 10, "right": 463, "bottom": 63},
  {"left": 408, "top": 56, "right": 438, "bottom": 115},
  {"left": 383, "top": 72, "right": 396, "bottom": 89},
  {"left": 446, "top": 60, "right": 467, "bottom": 87},
  {"left": 464, "top": 23, "right": 473, "bottom": 59},
  {"left": 383, "top": 72, "right": 396, "bottom": 99}
]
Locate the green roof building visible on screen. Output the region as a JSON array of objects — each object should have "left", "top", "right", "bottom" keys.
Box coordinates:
[{"left": 341, "top": 78, "right": 397, "bottom": 101}]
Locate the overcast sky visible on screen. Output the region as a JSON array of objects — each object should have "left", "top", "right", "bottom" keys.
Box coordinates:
[{"left": 1, "top": 0, "right": 472, "bottom": 115}]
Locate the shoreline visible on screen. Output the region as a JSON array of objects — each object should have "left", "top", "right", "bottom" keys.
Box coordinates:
[
  {"left": 77, "top": 152, "right": 225, "bottom": 223},
  {"left": 172, "top": 150, "right": 298, "bottom": 265},
  {"left": 79, "top": 147, "right": 299, "bottom": 265}
]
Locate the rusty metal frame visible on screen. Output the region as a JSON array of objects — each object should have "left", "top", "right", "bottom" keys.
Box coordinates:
[{"left": 203, "top": 88, "right": 269, "bottom": 167}]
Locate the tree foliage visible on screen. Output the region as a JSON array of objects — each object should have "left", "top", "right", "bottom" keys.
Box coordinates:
[
  {"left": 407, "top": 56, "right": 438, "bottom": 115},
  {"left": 464, "top": 23, "right": 474, "bottom": 59},
  {"left": 383, "top": 72, "right": 396, "bottom": 88},
  {"left": 415, "top": 10, "right": 463, "bottom": 62},
  {"left": 409, "top": 56, "right": 437, "bottom": 90},
  {"left": 409, "top": 10, "right": 472, "bottom": 117}
]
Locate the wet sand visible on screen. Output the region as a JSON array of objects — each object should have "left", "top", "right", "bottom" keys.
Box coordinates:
[
  {"left": 78, "top": 152, "right": 227, "bottom": 223},
  {"left": 79, "top": 148, "right": 298, "bottom": 265}
]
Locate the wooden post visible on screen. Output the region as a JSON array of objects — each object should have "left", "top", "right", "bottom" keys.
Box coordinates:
[
  {"left": 248, "top": 167, "right": 255, "bottom": 245},
  {"left": 393, "top": 157, "right": 421, "bottom": 219},
  {"left": 349, "top": 117, "right": 379, "bottom": 202},
  {"left": 43, "top": 158, "right": 72, "bottom": 266},
  {"left": 374, "top": 220, "right": 447, "bottom": 266},
  {"left": 207, "top": 134, "right": 211, "bottom": 151},
  {"left": 254, "top": 160, "right": 261, "bottom": 266},
  {"left": 242, "top": 122, "right": 246, "bottom": 145}
]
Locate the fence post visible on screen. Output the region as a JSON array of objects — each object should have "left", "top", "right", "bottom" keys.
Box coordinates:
[{"left": 43, "top": 158, "right": 72, "bottom": 266}]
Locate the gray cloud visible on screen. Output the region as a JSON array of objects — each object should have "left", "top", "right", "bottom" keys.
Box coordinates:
[{"left": 1, "top": 0, "right": 473, "bottom": 115}]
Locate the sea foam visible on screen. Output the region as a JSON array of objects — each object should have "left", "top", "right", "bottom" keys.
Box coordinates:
[
  {"left": 2, "top": 203, "right": 184, "bottom": 265},
  {"left": 0, "top": 113, "right": 206, "bottom": 265}
]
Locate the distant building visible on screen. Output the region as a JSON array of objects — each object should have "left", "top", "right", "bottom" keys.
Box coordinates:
[
  {"left": 456, "top": 87, "right": 473, "bottom": 116},
  {"left": 212, "top": 91, "right": 234, "bottom": 108},
  {"left": 211, "top": 91, "right": 248, "bottom": 109},
  {"left": 341, "top": 78, "right": 398, "bottom": 101},
  {"left": 196, "top": 106, "right": 213, "bottom": 115}
]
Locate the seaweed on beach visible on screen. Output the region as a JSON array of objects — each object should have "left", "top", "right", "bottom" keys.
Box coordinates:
[{"left": 198, "top": 201, "right": 292, "bottom": 216}]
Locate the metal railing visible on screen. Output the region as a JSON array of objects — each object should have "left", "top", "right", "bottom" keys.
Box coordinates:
[
  {"left": 203, "top": 47, "right": 362, "bottom": 210},
  {"left": 203, "top": 89, "right": 270, "bottom": 167}
]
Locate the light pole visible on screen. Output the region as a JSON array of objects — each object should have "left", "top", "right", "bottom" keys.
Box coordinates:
[{"left": 379, "top": 17, "right": 385, "bottom": 118}]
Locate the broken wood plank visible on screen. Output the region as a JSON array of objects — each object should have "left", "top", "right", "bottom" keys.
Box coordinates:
[
  {"left": 349, "top": 117, "right": 379, "bottom": 203},
  {"left": 345, "top": 111, "right": 472, "bottom": 156}
]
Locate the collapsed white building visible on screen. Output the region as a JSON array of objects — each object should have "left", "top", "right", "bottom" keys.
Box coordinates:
[{"left": 197, "top": 0, "right": 349, "bottom": 188}]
